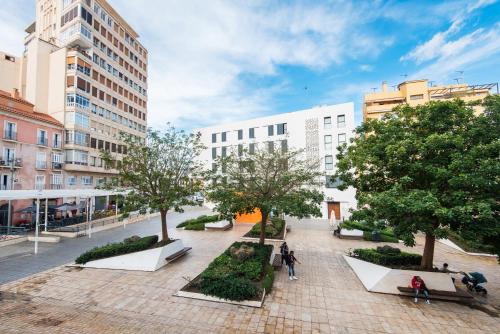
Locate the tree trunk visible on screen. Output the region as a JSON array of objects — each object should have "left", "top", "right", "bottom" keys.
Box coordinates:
[
  {"left": 259, "top": 211, "right": 268, "bottom": 245},
  {"left": 421, "top": 233, "right": 435, "bottom": 270},
  {"left": 160, "top": 209, "right": 169, "bottom": 242}
]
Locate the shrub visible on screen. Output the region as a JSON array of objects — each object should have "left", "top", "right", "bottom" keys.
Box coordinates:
[
  {"left": 353, "top": 247, "right": 421, "bottom": 267},
  {"left": 248, "top": 217, "right": 285, "bottom": 238},
  {"left": 262, "top": 264, "right": 274, "bottom": 294},
  {"left": 176, "top": 214, "right": 220, "bottom": 229},
  {"left": 363, "top": 231, "right": 399, "bottom": 243},
  {"left": 184, "top": 223, "right": 205, "bottom": 231},
  {"left": 230, "top": 244, "right": 255, "bottom": 261},
  {"left": 75, "top": 235, "right": 159, "bottom": 264},
  {"left": 198, "top": 242, "right": 273, "bottom": 301}
]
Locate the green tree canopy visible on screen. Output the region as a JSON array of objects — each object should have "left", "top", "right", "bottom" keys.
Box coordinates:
[
  {"left": 102, "top": 126, "right": 205, "bottom": 242},
  {"left": 205, "top": 147, "right": 324, "bottom": 244},
  {"left": 335, "top": 97, "right": 499, "bottom": 269}
]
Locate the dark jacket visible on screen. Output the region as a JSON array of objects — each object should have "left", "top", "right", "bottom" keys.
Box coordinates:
[{"left": 284, "top": 254, "right": 297, "bottom": 266}]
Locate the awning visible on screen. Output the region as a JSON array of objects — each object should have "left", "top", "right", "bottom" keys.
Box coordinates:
[{"left": 0, "top": 189, "right": 129, "bottom": 201}]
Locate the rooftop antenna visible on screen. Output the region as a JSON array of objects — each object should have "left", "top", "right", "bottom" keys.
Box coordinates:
[
  {"left": 453, "top": 78, "right": 461, "bottom": 84},
  {"left": 371, "top": 87, "right": 377, "bottom": 92},
  {"left": 429, "top": 81, "right": 435, "bottom": 87},
  {"left": 400, "top": 74, "right": 408, "bottom": 80},
  {"left": 391, "top": 84, "right": 398, "bottom": 91}
]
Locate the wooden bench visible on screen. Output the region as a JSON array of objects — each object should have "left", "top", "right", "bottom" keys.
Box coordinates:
[
  {"left": 272, "top": 254, "right": 283, "bottom": 270},
  {"left": 397, "top": 286, "right": 473, "bottom": 302},
  {"left": 165, "top": 247, "right": 192, "bottom": 262}
]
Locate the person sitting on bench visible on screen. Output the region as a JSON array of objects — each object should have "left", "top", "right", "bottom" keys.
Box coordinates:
[{"left": 411, "top": 276, "right": 430, "bottom": 304}]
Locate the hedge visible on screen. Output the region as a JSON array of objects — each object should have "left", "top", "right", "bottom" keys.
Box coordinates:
[
  {"left": 363, "top": 231, "right": 399, "bottom": 243},
  {"left": 176, "top": 214, "right": 221, "bottom": 229},
  {"left": 248, "top": 217, "right": 285, "bottom": 238},
  {"left": 342, "top": 220, "right": 398, "bottom": 242},
  {"left": 353, "top": 247, "right": 421, "bottom": 267},
  {"left": 75, "top": 235, "right": 159, "bottom": 264},
  {"left": 262, "top": 264, "right": 274, "bottom": 294},
  {"left": 198, "top": 242, "right": 273, "bottom": 301}
]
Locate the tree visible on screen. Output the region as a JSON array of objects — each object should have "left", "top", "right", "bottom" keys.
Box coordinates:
[
  {"left": 102, "top": 126, "right": 205, "bottom": 242},
  {"left": 205, "top": 147, "right": 324, "bottom": 244},
  {"left": 335, "top": 97, "right": 499, "bottom": 269}
]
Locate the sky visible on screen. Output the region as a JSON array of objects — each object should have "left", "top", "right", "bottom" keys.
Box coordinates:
[{"left": 1, "top": 0, "right": 499, "bottom": 130}]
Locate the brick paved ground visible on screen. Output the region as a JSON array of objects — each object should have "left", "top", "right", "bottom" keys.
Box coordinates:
[{"left": 0, "top": 218, "right": 498, "bottom": 333}]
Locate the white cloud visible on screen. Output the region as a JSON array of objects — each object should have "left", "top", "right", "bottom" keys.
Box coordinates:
[
  {"left": 108, "top": 0, "right": 390, "bottom": 129},
  {"left": 359, "top": 64, "right": 373, "bottom": 72},
  {"left": 400, "top": 0, "right": 497, "bottom": 64}
]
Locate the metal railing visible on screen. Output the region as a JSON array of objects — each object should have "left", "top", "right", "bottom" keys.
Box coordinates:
[
  {"left": 3, "top": 130, "right": 17, "bottom": 140},
  {"left": 52, "top": 162, "right": 63, "bottom": 169},
  {"left": 36, "top": 161, "right": 47, "bottom": 169},
  {"left": 37, "top": 137, "right": 48, "bottom": 146},
  {"left": 0, "top": 226, "right": 27, "bottom": 236},
  {"left": 0, "top": 158, "right": 22, "bottom": 167}
]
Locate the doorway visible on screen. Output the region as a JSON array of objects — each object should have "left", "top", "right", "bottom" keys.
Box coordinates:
[{"left": 327, "top": 202, "right": 341, "bottom": 220}]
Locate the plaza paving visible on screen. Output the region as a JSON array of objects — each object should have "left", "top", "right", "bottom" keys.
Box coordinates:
[{"left": 0, "top": 216, "right": 498, "bottom": 333}]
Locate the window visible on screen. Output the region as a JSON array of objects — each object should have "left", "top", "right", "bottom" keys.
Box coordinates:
[
  {"left": 237, "top": 129, "right": 243, "bottom": 140},
  {"left": 338, "top": 133, "right": 346, "bottom": 144},
  {"left": 238, "top": 144, "right": 243, "bottom": 157},
  {"left": 325, "top": 176, "right": 343, "bottom": 188},
  {"left": 60, "top": 6, "right": 78, "bottom": 27},
  {"left": 211, "top": 133, "right": 217, "bottom": 143},
  {"left": 267, "top": 141, "right": 274, "bottom": 153},
  {"left": 249, "top": 128, "right": 255, "bottom": 139},
  {"left": 212, "top": 163, "right": 217, "bottom": 172},
  {"left": 249, "top": 143, "right": 255, "bottom": 154},
  {"left": 66, "top": 112, "right": 90, "bottom": 128},
  {"left": 65, "top": 150, "right": 88, "bottom": 165},
  {"left": 4, "top": 148, "right": 15, "bottom": 162},
  {"left": 37, "top": 129, "right": 48, "bottom": 146},
  {"left": 268, "top": 125, "right": 274, "bottom": 136},
  {"left": 325, "top": 155, "right": 333, "bottom": 170},
  {"left": 36, "top": 152, "right": 46, "bottom": 169},
  {"left": 410, "top": 94, "right": 424, "bottom": 100},
  {"left": 221, "top": 132, "right": 227, "bottom": 142},
  {"left": 277, "top": 123, "right": 287, "bottom": 135},
  {"left": 221, "top": 146, "right": 227, "bottom": 157},
  {"left": 211, "top": 147, "right": 217, "bottom": 159},
  {"left": 337, "top": 115, "right": 345, "bottom": 128},
  {"left": 51, "top": 174, "right": 63, "bottom": 187},
  {"left": 281, "top": 140, "right": 288, "bottom": 153},
  {"left": 324, "top": 117, "right": 332, "bottom": 129},
  {"left": 81, "top": 176, "right": 93, "bottom": 185},
  {"left": 4, "top": 121, "right": 16, "bottom": 140},
  {"left": 67, "top": 175, "right": 77, "bottom": 185},
  {"left": 80, "top": 5, "right": 93, "bottom": 25},
  {"left": 35, "top": 175, "right": 45, "bottom": 190},
  {"left": 324, "top": 135, "right": 332, "bottom": 151},
  {"left": 53, "top": 133, "right": 61, "bottom": 148}
]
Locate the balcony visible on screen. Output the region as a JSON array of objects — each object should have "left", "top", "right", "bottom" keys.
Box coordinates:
[
  {"left": 37, "top": 137, "right": 48, "bottom": 146},
  {"left": 50, "top": 184, "right": 63, "bottom": 190},
  {"left": 35, "top": 183, "right": 46, "bottom": 190},
  {"left": 53, "top": 141, "right": 62, "bottom": 149},
  {"left": 3, "top": 130, "right": 17, "bottom": 141},
  {"left": 52, "top": 162, "right": 64, "bottom": 170},
  {"left": 0, "top": 158, "right": 22, "bottom": 168},
  {"left": 60, "top": 22, "right": 93, "bottom": 49}
]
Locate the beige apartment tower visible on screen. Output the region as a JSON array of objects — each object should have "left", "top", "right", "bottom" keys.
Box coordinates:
[
  {"left": 5, "top": 0, "right": 148, "bottom": 189},
  {"left": 363, "top": 79, "right": 498, "bottom": 121}
]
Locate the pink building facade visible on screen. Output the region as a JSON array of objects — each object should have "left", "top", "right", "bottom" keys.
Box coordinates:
[{"left": 0, "top": 89, "right": 64, "bottom": 226}]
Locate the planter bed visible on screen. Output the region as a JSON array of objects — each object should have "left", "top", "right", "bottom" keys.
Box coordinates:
[
  {"left": 177, "top": 242, "right": 274, "bottom": 307},
  {"left": 242, "top": 218, "right": 286, "bottom": 241},
  {"left": 73, "top": 235, "right": 189, "bottom": 271},
  {"left": 176, "top": 214, "right": 221, "bottom": 231}
]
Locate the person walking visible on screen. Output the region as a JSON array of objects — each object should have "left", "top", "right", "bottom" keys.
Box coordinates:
[
  {"left": 411, "top": 276, "right": 430, "bottom": 304},
  {"left": 285, "top": 250, "right": 301, "bottom": 280},
  {"left": 280, "top": 242, "right": 289, "bottom": 266}
]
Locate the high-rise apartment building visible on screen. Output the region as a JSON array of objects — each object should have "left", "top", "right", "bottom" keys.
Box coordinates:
[
  {"left": 196, "top": 103, "right": 357, "bottom": 220},
  {"left": 6, "top": 0, "right": 148, "bottom": 189},
  {"left": 363, "top": 80, "right": 498, "bottom": 121}
]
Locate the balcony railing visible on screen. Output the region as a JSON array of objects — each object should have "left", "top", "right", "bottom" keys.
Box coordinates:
[
  {"left": 37, "top": 137, "right": 48, "bottom": 146},
  {"left": 3, "top": 130, "right": 17, "bottom": 141},
  {"left": 52, "top": 162, "right": 63, "bottom": 170},
  {"left": 0, "top": 158, "right": 22, "bottom": 167},
  {"left": 36, "top": 161, "right": 47, "bottom": 169},
  {"left": 53, "top": 141, "right": 62, "bottom": 149},
  {"left": 35, "top": 183, "right": 45, "bottom": 190},
  {"left": 50, "top": 184, "right": 63, "bottom": 190}
]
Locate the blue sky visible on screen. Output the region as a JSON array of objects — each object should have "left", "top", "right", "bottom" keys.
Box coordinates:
[{"left": 1, "top": 0, "right": 499, "bottom": 130}]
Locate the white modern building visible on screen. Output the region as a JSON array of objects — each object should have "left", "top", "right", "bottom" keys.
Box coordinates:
[{"left": 196, "top": 103, "right": 357, "bottom": 220}]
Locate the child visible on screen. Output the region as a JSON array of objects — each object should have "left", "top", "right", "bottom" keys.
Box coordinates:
[
  {"left": 411, "top": 276, "right": 430, "bottom": 304},
  {"left": 284, "top": 251, "right": 301, "bottom": 280}
]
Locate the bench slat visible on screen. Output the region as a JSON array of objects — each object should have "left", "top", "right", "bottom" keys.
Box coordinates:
[
  {"left": 397, "top": 286, "right": 473, "bottom": 298},
  {"left": 165, "top": 247, "right": 192, "bottom": 262}
]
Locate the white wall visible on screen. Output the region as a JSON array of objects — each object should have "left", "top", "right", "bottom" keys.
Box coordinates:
[{"left": 196, "top": 103, "right": 357, "bottom": 219}]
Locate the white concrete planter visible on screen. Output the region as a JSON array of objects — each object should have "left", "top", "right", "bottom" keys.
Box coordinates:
[
  {"left": 343, "top": 255, "right": 456, "bottom": 294},
  {"left": 175, "top": 289, "right": 266, "bottom": 308},
  {"left": 205, "top": 220, "right": 232, "bottom": 230},
  {"left": 438, "top": 238, "right": 497, "bottom": 258},
  {"left": 81, "top": 239, "right": 186, "bottom": 272},
  {"left": 28, "top": 235, "right": 60, "bottom": 243}
]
